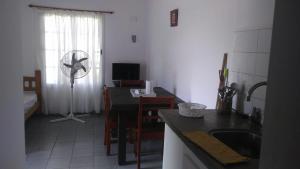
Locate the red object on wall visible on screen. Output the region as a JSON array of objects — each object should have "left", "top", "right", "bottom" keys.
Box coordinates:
[{"left": 170, "top": 9, "right": 178, "bottom": 27}]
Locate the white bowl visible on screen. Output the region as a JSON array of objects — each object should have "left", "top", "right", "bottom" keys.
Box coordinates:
[{"left": 178, "top": 103, "right": 207, "bottom": 118}]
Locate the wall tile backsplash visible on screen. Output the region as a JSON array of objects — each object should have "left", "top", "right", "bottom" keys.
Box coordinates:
[
  {"left": 234, "top": 31, "right": 258, "bottom": 53},
  {"left": 229, "top": 28, "right": 272, "bottom": 121},
  {"left": 255, "top": 53, "right": 270, "bottom": 77},
  {"left": 257, "top": 29, "right": 272, "bottom": 53}
]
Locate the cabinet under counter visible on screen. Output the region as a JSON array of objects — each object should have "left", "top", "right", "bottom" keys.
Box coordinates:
[{"left": 159, "top": 109, "right": 261, "bottom": 169}]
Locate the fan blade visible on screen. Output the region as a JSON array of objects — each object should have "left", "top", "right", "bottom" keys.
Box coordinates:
[
  {"left": 81, "top": 65, "right": 87, "bottom": 72},
  {"left": 72, "top": 53, "right": 76, "bottom": 64},
  {"left": 78, "top": 57, "right": 88, "bottom": 62},
  {"left": 63, "top": 63, "right": 72, "bottom": 68}
]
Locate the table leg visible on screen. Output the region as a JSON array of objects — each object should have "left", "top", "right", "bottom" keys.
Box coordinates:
[{"left": 118, "top": 112, "right": 126, "bottom": 165}]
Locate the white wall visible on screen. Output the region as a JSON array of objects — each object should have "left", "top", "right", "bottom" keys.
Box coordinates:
[
  {"left": 0, "top": 0, "right": 25, "bottom": 168},
  {"left": 145, "top": 0, "right": 274, "bottom": 112},
  {"left": 21, "top": 0, "right": 147, "bottom": 86},
  {"left": 145, "top": 0, "right": 237, "bottom": 107}
]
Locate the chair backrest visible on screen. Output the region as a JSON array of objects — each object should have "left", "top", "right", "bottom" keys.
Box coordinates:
[
  {"left": 103, "top": 85, "right": 110, "bottom": 118},
  {"left": 120, "top": 80, "right": 145, "bottom": 88},
  {"left": 138, "top": 96, "right": 175, "bottom": 129}
]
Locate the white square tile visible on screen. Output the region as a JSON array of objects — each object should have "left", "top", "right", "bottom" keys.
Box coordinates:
[
  {"left": 255, "top": 53, "right": 270, "bottom": 76},
  {"left": 76, "top": 136, "right": 94, "bottom": 142},
  {"left": 26, "top": 157, "right": 48, "bottom": 169},
  {"left": 234, "top": 30, "right": 258, "bottom": 53},
  {"left": 70, "top": 167, "right": 95, "bottom": 169},
  {"left": 94, "top": 138, "right": 104, "bottom": 146},
  {"left": 228, "top": 53, "right": 238, "bottom": 72},
  {"left": 56, "top": 135, "right": 76, "bottom": 142},
  {"left": 27, "top": 163, "right": 48, "bottom": 169},
  {"left": 72, "top": 148, "right": 94, "bottom": 157},
  {"left": 26, "top": 150, "right": 51, "bottom": 160},
  {"left": 228, "top": 71, "right": 238, "bottom": 84},
  {"left": 70, "top": 156, "right": 94, "bottom": 168},
  {"left": 27, "top": 143, "right": 54, "bottom": 153},
  {"left": 94, "top": 146, "right": 106, "bottom": 156},
  {"left": 235, "top": 0, "right": 275, "bottom": 30},
  {"left": 74, "top": 142, "right": 93, "bottom": 150},
  {"left": 257, "top": 29, "right": 272, "bottom": 53},
  {"left": 51, "top": 147, "right": 73, "bottom": 159},
  {"left": 54, "top": 141, "right": 74, "bottom": 149},
  {"left": 115, "top": 164, "right": 134, "bottom": 169},
  {"left": 94, "top": 155, "right": 117, "bottom": 168},
  {"left": 46, "top": 158, "right": 71, "bottom": 169},
  {"left": 235, "top": 53, "right": 256, "bottom": 74},
  {"left": 237, "top": 73, "right": 254, "bottom": 93}
]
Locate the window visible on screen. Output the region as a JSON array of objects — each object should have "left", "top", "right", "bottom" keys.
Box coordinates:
[{"left": 44, "top": 13, "right": 102, "bottom": 84}]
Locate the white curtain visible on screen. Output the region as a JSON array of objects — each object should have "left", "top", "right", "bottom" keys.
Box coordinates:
[{"left": 36, "top": 10, "right": 103, "bottom": 115}]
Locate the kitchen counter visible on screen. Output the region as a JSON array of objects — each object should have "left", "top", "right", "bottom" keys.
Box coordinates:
[{"left": 158, "top": 109, "right": 261, "bottom": 169}]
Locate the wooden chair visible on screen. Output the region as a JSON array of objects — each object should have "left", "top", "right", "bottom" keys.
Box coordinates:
[
  {"left": 120, "top": 80, "right": 145, "bottom": 88},
  {"left": 120, "top": 80, "right": 145, "bottom": 138},
  {"left": 103, "top": 85, "right": 117, "bottom": 155},
  {"left": 135, "top": 96, "right": 175, "bottom": 169},
  {"left": 103, "top": 85, "right": 137, "bottom": 155}
]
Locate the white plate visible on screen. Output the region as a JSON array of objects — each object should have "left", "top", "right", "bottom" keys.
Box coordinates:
[{"left": 130, "top": 89, "right": 156, "bottom": 98}]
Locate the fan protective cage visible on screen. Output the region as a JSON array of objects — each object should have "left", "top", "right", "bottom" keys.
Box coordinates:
[{"left": 60, "top": 50, "right": 91, "bottom": 79}]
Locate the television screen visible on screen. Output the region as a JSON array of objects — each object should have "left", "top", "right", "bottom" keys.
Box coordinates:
[{"left": 112, "top": 63, "right": 140, "bottom": 80}]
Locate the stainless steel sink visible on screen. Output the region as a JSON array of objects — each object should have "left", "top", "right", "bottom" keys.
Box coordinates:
[{"left": 209, "top": 129, "right": 261, "bottom": 159}]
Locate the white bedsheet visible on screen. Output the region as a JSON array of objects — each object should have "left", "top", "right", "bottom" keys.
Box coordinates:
[{"left": 24, "top": 91, "right": 37, "bottom": 113}]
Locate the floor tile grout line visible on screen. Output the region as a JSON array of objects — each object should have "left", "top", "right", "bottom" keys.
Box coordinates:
[
  {"left": 43, "top": 122, "right": 62, "bottom": 169},
  {"left": 69, "top": 122, "right": 79, "bottom": 169},
  {"left": 92, "top": 119, "right": 96, "bottom": 169}
]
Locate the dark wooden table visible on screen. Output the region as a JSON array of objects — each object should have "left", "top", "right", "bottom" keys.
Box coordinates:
[{"left": 109, "top": 87, "right": 184, "bottom": 165}]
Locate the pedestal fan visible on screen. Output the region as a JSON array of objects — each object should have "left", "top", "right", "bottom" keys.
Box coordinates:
[{"left": 50, "top": 50, "right": 91, "bottom": 123}]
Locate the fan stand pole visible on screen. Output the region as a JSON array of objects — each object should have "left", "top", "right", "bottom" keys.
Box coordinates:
[{"left": 50, "top": 85, "right": 87, "bottom": 123}]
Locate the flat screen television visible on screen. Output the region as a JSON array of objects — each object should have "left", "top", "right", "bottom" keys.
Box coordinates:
[{"left": 112, "top": 63, "right": 140, "bottom": 80}]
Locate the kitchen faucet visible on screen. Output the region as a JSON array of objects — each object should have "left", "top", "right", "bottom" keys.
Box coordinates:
[
  {"left": 246, "top": 81, "right": 267, "bottom": 101},
  {"left": 246, "top": 81, "right": 267, "bottom": 124}
]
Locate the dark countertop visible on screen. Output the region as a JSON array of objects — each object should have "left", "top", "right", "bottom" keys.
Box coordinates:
[{"left": 158, "top": 109, "right": 261, "bottom": 169}]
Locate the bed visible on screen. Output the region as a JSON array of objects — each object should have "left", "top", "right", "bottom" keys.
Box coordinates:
[{"left": 23, "top": 70, "right": 42, "bottom": 120}]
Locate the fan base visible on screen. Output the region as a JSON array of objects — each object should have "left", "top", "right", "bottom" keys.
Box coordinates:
[{"left": 50, "top": 113, "right": 89, "bottom": 123}]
